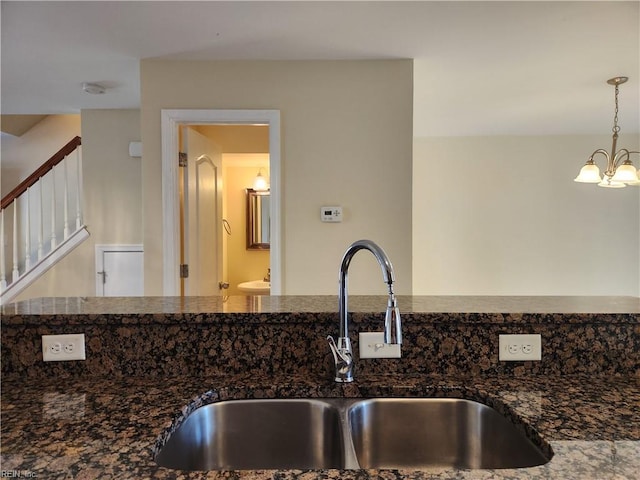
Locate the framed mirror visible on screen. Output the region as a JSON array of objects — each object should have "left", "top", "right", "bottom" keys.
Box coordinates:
[{"left": 246, "top": 188, "right": 270, "bottom": 250}]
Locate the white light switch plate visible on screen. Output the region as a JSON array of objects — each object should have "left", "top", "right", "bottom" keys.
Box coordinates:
[{"left": 359, "top": 332, "right": 401, "bottom": 359}]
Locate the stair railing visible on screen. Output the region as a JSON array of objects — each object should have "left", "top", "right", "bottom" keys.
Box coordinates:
[{"left": 1, "top": 137, "right": 84, "bottom": 294}]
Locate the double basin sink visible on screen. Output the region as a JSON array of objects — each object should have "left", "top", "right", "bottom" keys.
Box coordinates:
[{"left": 155, "top": 397, "right": 551, "bottom": 471}]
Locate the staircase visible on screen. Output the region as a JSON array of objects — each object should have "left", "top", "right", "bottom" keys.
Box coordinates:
[{"left": 1, "top": 137, "right": 90, "bottom": 304}]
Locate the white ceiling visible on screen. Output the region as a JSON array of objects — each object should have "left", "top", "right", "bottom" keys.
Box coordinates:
[{"left": 2, "top": 1, "right": 639, "bottom": 136}]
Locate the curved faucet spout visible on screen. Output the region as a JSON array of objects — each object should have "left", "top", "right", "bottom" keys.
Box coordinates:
[
  {"left": 339, "top": 240, "right": 394, "bottom": 336},
  {"left": 330, "top": 239, "right": 402, "bottom": 383},
  {"left": 340, "top": 240, "right": 395, "bottom": 282}
]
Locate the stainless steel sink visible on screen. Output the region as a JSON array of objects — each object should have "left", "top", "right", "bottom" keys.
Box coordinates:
[
  {"left": 348, "top": 398, "right": 549, "bottom": 469},
  {"left": 155, "top": 399, "right": 344, "bottom": 470},
  {"left": 155, "top": 397, "right": 551, "bottom": 471}
]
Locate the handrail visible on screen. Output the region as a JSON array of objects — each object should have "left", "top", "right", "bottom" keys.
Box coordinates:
[{"left": 1, "top": 136, "right": 81, "bottom": 210}]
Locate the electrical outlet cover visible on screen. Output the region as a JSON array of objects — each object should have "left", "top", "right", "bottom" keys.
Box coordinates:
[
  {"left": 499, "top": 334, "right": 541, "bottom": 361},
  {"left": 42, "top": 334, "right": 86, "bottom": 361}
]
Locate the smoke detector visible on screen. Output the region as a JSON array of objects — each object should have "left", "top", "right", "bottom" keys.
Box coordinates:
[{"left": 82, "top": 82, "right": 106, "bottom": 95}]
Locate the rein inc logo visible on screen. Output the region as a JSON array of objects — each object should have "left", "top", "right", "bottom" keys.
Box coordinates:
[{"left": 1, "top": 472, "right": 36, "bottom": 478}]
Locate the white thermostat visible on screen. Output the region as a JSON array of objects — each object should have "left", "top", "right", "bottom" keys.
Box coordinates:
[{"left": 320, "top": 206, "right": 343, "bottom": 222}]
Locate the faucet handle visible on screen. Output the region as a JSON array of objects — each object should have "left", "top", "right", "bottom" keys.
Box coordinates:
[
  {"left": 327, "top": 335, "right": 351, "bottom": 362},
  {"left": 327, "top": 335, "right": 354, "bottom": 383}
]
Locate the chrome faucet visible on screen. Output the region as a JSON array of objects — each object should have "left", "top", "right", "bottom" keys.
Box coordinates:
[{"left": 327, "top": 239, "right": 402, "bottom": 383}]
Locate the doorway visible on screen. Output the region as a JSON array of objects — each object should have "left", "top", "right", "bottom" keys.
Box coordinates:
[
  {"left": 161, "top": 109, "right": 281, "bottom": 296},
  {"left": 179, "top": 125, "right": 270, "bottom": 296}
]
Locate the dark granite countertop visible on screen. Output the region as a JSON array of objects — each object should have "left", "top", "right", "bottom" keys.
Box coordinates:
[
  {"left": 1, "top": 373, "right": 639, "bottom": 479},
  {"left": 2, "top": 295, "right": 639, "bottom": 325},
  {"left": 1, "top": 295, "right": 639, "bottom": 478}
]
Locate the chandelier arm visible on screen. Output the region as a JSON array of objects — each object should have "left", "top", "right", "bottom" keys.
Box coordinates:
[
  {"left": 589, "top": 149, "right": 611, "bottom": 164},
  {"left": 589, "top": 148, "right": 616, "bottom": 177},
  {"left": 613, "top": 149, "right": 640, "bottom": 168},
  {"left": 590, "top": 148, "right": 618, "bottom": 177},
  {"left": 613, "top": 149, "right": 630, "bottom": 168}
]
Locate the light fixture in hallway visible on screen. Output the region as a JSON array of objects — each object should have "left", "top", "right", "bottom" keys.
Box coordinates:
[{"left": 253, "top": 169, "right": 269, "bottom": 191}]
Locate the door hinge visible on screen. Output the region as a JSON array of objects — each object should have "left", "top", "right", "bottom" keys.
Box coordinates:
[
  {"left": 178, "top": 152, "right": 187, "bottom": 167},
  {"left": 180, "top": 264, "right": 189, "bottom": 278}
]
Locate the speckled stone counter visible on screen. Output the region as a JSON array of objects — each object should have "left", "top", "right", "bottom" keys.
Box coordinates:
[
  {"left": 1, "top": 296, "right": 639, "bottom": 479},
  {"left": 2, "top": 373, "right": 639, "bottom": 479},
  {"left": 3, "top": 296, "right": 638, "bottom": 379},
  {"left": 3, "top": 295, "right": 640, "bottom": 318}
]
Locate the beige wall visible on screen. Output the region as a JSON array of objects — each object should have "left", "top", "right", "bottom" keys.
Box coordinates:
[
  {"left": 413, "top": 134, "right": 640, "bottom": 296},
  {"left": 81, "top": 110, "right": 143, "bottom": 245},
  {"left": 1, "top": 115, "right": 81, "bottom": 196},
  {"left": 15, "top": 110, "right": 142, "bottom": 300},
  {"left": 141, "top": 60, "right": 414, "bottom": 296},
  {"left": 195, "top": 125, "right": 269, "bottom": 153}
]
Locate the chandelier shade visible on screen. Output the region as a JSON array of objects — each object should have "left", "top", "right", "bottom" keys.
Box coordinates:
[
  {"left": 574, "top": 162, "right": 601, "bottom": 183},
  {"left": 610, "top": 161, "right": 639, "bottom": 183}
]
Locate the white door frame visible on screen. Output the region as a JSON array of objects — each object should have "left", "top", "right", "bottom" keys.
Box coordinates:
[{"left": 161, "top": 109, "right": 281, "bottom": 296}]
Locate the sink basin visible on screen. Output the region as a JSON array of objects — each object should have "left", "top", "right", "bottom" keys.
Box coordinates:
[
  {"left": 237, "top": 280, "right": 270, "bottom": 294},
  {"left": 155, "top": 399, "right": 343, "bottom": 470},
  {"left": 348, "top": 398, "right": 549, "bottom": 469},
  {"left": 156, "top": 398, "right": 551, "bottom": 471}
]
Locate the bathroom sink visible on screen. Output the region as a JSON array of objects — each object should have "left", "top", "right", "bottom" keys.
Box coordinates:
[
  {"left": 237, "top": 280, "right": 270, "bottom": 294},
  {"left": 348, "top": 398, "right": 549, "bottom": 469},
  {"left": 155, "top": 399, "right": 343, "bottom": 470},
  {"left": 155, "top": 398, "right": 551, "bottom": 471}
]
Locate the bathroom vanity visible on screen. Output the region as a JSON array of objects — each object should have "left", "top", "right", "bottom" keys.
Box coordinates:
[{"left": 1, "top": 295, "right": 638, "bottom": 479}]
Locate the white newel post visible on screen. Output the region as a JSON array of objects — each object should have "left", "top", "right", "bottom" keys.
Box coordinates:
[
  {"left": 51, "top": 168, "right": 57, "bottom": 250},
  {"left": 24, "top": 187, "right": 31, "bottom": 271},
  {"left": 75, "top": 147, "right": 83, "bottom": 230},
  {"left": 63, "top": 158, "right": 70, "bottom": 240},
  {"left": 37, "top": 182, "right": 44, "bottom": 261},
  {"left": 1, "top": 209, "right": 6, "bottom": 290},
  {"left": 12, "top": 201, "right": 19, "bottom": 282}
]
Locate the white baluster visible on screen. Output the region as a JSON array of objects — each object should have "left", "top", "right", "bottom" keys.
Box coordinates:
[
  {"left": 25, "top": 187, "right": 31, "bottom": 270},
  {"left": 1, "top": 209, "right": 6, "bottom": 290},
  {"left": 63, "top": 157, "right": 69, "bottom": 240},
  {"left": 75, "top": 147, "right": 83, "bottom": 230},
  {"left": 51, "top": 168, "right": 57, "bottom": 249},
  {"left": 37, "top": 181, "right": 44, "bottom": 261},
  {"left": 12, "top": 201, "right": 19, "bottom": 282}
]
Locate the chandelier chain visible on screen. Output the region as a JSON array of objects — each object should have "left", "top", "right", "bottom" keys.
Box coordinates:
[{"left": 612, "top": 84, "right": 620, "bottom": 135}]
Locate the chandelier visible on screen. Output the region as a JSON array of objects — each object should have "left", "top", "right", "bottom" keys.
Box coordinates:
[{"left": 574, "top": 76, "right": 640, "bottom": 188}]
